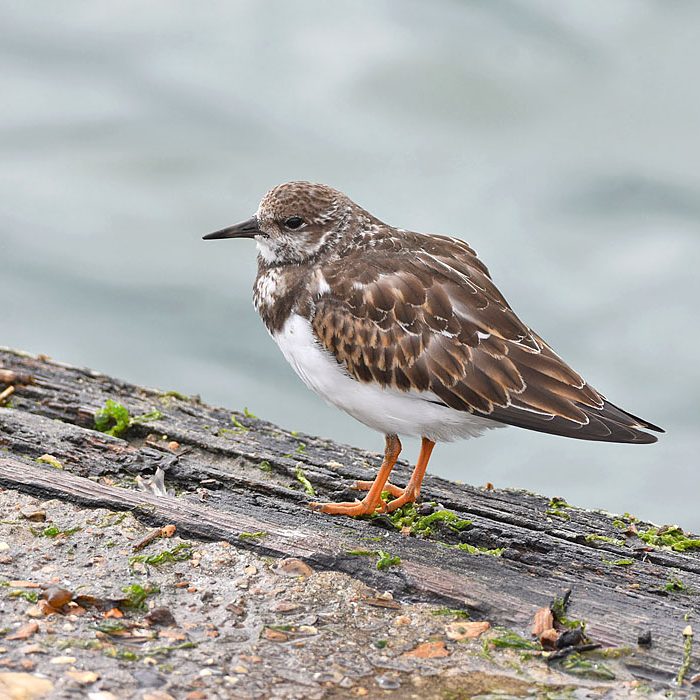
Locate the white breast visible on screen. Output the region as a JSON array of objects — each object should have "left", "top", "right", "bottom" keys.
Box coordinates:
[{"left": 272, "top": 314, "right": 504, "bottom": 442}]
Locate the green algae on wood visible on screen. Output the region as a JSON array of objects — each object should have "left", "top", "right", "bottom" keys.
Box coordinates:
[
  {"left": 294, "top": 465, "right": 315, "bottom": 496},
  {"left": 638, "top": 525, "right": 700, "bottom": 552},
  {"left": 546, "top": 497, "right": 572, "bottom": 521},
  {"left": 129, "top": 543, "right": 193, "bottom": 567},
  {"left": 95, "top": 399, "right": 163, "bottom": 438}
]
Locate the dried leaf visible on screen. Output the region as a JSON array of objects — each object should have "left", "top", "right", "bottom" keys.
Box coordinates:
[
  {"left": 275, "top": 558, "right": 312, "bottom": 578},
  {"left": 445, "top": 621, "right": 490, "bottom": 641},
  {"left": 262, "top": 628, "right": 288, "bottom": 642},
  {"left": 6, "top": 622, "right": 39, "bottom": 641},
  {"left": 531, "top": 606, "right": 554, "bottom": 637},
  {"left": 158, "top": 629, "right": 186, "bottom": 641},
  {"left": 44, "top": 588, "right": 73, "bottom": 609},
  {"left": 539, "top": 628, "right": 560, "bottom": 649},
  {"left": 402, "top": 640, "right": 450, "bottom": 658}
]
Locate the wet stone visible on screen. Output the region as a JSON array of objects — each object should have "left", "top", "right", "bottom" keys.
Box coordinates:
[{"left": 132, "top": 669, "right": 167, "bottom": 688}]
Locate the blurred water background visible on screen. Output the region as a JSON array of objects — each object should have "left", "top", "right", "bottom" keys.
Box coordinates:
[{"left": 2, "top": 1, "right": 698, "bottom": 527}]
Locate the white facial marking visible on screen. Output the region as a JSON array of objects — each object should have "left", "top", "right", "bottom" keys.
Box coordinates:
[{"left": 256, "top": 237, "right": 277, "bottom": 264}]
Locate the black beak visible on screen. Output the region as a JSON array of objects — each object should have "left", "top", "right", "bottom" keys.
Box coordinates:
[{"left": 203, "top": 216, "right": 262, "bottom": 240}]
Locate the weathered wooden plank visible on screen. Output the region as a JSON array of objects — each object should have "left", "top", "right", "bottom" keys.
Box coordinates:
[{"left": 0, "top": 347, "right": 698, "bottom": 686}]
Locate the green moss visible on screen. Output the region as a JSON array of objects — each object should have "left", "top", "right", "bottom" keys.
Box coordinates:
[
  {"left": 381, "top": 503, "right": 472, "bottom": 539},
  {"left": 294, "top": 465, "right": 315, "bottom": 496},
  {"left": 376, "top": 550, "right": 401, "bottom": 571},
  {"left": 454, "top": 543, "right": 504, "bottom": 556},
  {"left": 490, "top": 630, "right": 539, "bottom": 650},
  {"left": 95, "top": 399, "right": 163, "bottom": 438},
  {"left": 295, "top": 442, "right": 307, "bottom": 454},
  {"left": 239, "top": 531, "right": 267, "bottom": 540},
  {"left": 348, "top": 548, "right": 401, "bottom": 570},
  {"left": 374, "top": 639, "right": 388, "bottom": 649},
  {"left": 677, "top": 627, "right": 694, "bottom": 685},
  {"left": 129, "top": 543, "right": 192, "bottom": 567},
  {"left": 36, "top": 454, "right": 63, "bottom": 469},
  {"left": 638, "top": 525, "right": 700, "bottom": 552},
  {"left": 546, "top": 497, "right": 571, "bottom": 520},
  {"left": 664, "top": 576, "right": 687, "bottom": 593},
  {"left": 120, "top": 583, "right": 159, "bottom": 610},
  {"left": 431, "top": 608, "right": 470, "bottom": 619},
  {"left": 31, "top": 524, "right": 81, "bottom": 538},
  {"left": 584, "top": 534, "right": 625, "bottom": 546},
  {"left": 8, "top": 589, "right": 39, "bottom": 603},
  {"left": 243, "top": 407, "right": 257, "bottom": 419},
  {"left": 104, "top": 647, "right": 140, "bottom": 662},
  {"left": 556, "top": 651, "right": 616, "bottom": 681},
  {"left": 149, "top": 641, "right": 197, "bottom": 655},
  {"left": 602, "top": 558, "right": 635, "bottom": 566},
  {"left": 230, "top": 415, "right": 248, "bottom": 432},
  {"left": 95, "top": 620, "right": 130, "bottom": 635},
  {"left": 551, "top": 592, "right": 586, "bottom": 631},
  {"left": 258, "top": 460, "right": 272, "bottom": 472},
  {"left": 412, "top": 509, "right": 472, "bottom": 536}
]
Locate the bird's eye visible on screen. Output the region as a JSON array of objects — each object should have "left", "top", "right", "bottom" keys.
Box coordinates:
[{"left": 284, "top": 216, "right": 304, "bottom": 230}]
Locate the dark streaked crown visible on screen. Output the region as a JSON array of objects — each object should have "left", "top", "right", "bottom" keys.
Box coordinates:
[{"left": 256, "top": 181, "right": 364, "bottom": 265}]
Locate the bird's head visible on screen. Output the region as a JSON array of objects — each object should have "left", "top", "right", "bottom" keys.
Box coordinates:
[{"left": 204, "top": 181, "right": 358, "bottom": 264}]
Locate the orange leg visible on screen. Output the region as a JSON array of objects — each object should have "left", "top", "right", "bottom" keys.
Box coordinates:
[
  {"left": 310, "top": 434, "right": 402, "bottom": 516},
  {"left": 386, "top": 437, "right": 436, "bottom": 512}
]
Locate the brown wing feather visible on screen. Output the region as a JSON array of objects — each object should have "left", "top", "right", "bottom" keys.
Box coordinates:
[{"left": 311, "top": 232, "right": 662, "bottom": 444}]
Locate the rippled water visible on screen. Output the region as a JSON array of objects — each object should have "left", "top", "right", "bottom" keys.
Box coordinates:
[{"left": 2, "top": 1, "right": 699, "bottom": 527}]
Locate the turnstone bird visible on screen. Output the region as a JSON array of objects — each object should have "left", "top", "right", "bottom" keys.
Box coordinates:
[{"left": 204, "top": 182, "right": 663, "bottom": 516}]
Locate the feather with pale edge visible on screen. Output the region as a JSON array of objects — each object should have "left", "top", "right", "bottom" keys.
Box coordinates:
[{"left": 311, "top": 231, "right": 663, "bottom": 444}]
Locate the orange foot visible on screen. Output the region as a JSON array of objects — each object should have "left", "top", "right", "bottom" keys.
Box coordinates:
[
  {"left": 385, "top": 488, "right": 419, "bottom": 512},
  {"left": 309, "top": 497, "right": 388, "bottom": 517},
  {"left": 355, "top": 480, "right": 418, "bottom": 512}
]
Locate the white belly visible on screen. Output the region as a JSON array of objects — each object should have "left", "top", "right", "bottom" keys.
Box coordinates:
[{"left": 272, "top": 314, "right": 504, "bottom": 442}]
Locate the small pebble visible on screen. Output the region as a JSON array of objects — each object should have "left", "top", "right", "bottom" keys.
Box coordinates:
[
  {"left": 50, "top": 655, "right": 77, "bottom": 665},
  {"left": 65, "top": 671, "right": 100, "bottom": 685},
  {"left": 142, "top": 692, "right": 175, "bottom": 700},
  {"left": 20, "top": 509, "right": 47, "bottom": 522},
  {"left": 375, "top": 675, "right": 401, "bottom": 690},
  {"left": 637, "top": 630, "right": 652, "bottom": 646},
  {"left": 556, "top": 627, "right": 585, "bottom": 649},
  {"left": 144, "top": 607, "right": 177, "bottom": 627}
]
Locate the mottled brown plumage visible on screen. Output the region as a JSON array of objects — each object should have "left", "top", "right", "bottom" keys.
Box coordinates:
[
  {"left": 309, "top": 230, "right": 660, "bottom": 444},
  {"left": 205, "top": 181, "right": 663, "bottom": 516}
]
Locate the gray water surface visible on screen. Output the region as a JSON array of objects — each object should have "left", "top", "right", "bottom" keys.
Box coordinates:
[{"left": 2, "top": 1, "right": 699, "bottom": 527}]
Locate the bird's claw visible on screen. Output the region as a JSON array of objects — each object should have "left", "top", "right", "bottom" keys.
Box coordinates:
[{"left": 309, "top": 497, "right": 387, "bottom": 517}]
